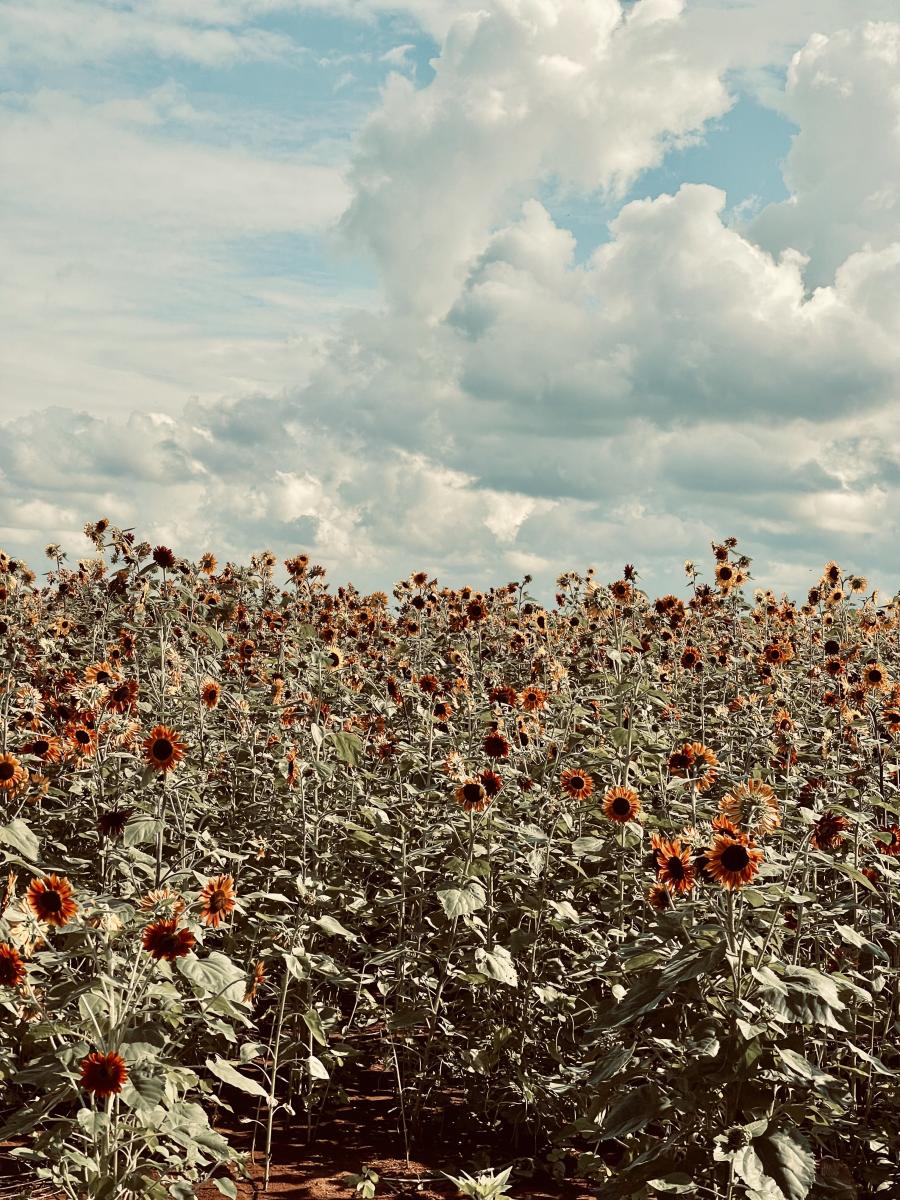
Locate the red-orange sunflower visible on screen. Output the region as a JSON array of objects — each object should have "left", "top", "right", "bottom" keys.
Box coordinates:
[
  {"left": 602, "top": 785, "right": 641, "bottom": 823},
  {"left": 705, "top": 834, "right": 763, "bottom": 890},
  {"left": 142, "top": 919, "right": 195, "bottom": 961},
  {"left": 651, "top": 835, "right": 695, "bottom": 895},
  {"left": 455, "top": 778, "right": 489, "bottom": 813},
  {"left": 79, "top": 1051, "right": 128, "bottom": 1098},
  {"left": 198, "top": 875, "right": 236, "bottom": 928},
  {"left": 0, "top": 943, "right": 26, "bottom": 988},
  {"left": 143, "top": 725, "right": 186, "bottom": 772},
  {"left": 0, "top": 753, "right": 26, "bottom": 791},
  {"left": 27, "top": 875, "right": 78, "bottom": 927},
  {"left": 561, "top": 768, "right": 594, "bottom": 801}
]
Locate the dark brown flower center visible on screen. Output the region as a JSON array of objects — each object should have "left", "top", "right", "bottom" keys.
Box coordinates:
[
  {"left": 612, "top": 796, "right": 631, "bottom": 816},
  {"left": 463, "top": 782, "right": 484, "bottom": 803},
  {"left": 720, "top": 844, "right": 750, "bottom": 872},
  {"left": 152, "top": 738, "right": 173, "bottom": 760},
  {"left": 569, "top": 776, "right": 585, "bottom": 791},
  {"left": 76, "top": 730, "right": 90, "bottom": 744},
  {"left": 0, "top": 762, "right": 15, "bottom": 780},
  {"left": 666, "top": 857, "right": 686, "bottom": 880},
  {"left": 33, "top": 740, "right": 49, "bottom": 755},
  {"left": 41, "top": 890, "right": 62, "bottom": 913}
]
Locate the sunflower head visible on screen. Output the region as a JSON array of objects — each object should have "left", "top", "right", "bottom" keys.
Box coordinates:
[
  {"left": 705, "top": 834, "right": 763, "bottom": 890},
  {"left": 79, "top": 1051, "right": 128, "bottom": 1098},
  {"left": 144, "top": 725, "right": 186, "bottom": 772},
  {"left": 0, "top": 943, "right": 26, "bottom": 988},
  {"left": 198, "top": 875, "right": 236, "bottom": 928},
  {"left": 602, "top": 785, "right": 641, "bottom": 824},
  {"left": 561, "top": 767, "right": 594, "bottom": 801},
  {"left": 142, "top": 919, "right": 195, "bottom": 961}
]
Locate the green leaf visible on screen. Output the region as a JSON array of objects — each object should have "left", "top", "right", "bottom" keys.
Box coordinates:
[
  {"left": 330, "top": 731, "right": 363, "bottom": 767},
  {"left": 124, "top": 818, "right": 162, "bottom": 848},
  {"left": 203, "top": 625, "right": 225, "bottom": 651},
  {"left": 178, "top": 952, "right": 247, "bottom": 1001},
  {"left": 307, "top": 1055, "right": 329, "bottom": 1081},
  {"left": 475, "top": 945, "right": 519, "bottom": 987},
  {"left": 302, "top": 1009, "right": 328, "bottom": 1048},
  {"left": 206, "top": 1057, "right": 270, "bottom": 1101},
  {"left": 601, "top": 1084, "right": 659, "bottom": 1139},
  {"left": 120, "top": 1069, "right": 166, "bottom": 1111},
  {"left": 0, "top": 819, "right": 39, "bottom": 861},
  {"left": 754, "top": 964, "right": 848, "bottom": 1030},
  {"left": 437, "top": 885, "right": 486, "bottom": 918},
  {"left": 572, "top": 836, "right": 605, "bottom": 856},
  {"left": 315, "top": 914, "right": 357, "bottom": 941},
  {"left": 213, "top": 1179, "right": 238, "bottom": 1199},
  {"left": 753, "top": 1128, "right": 816, "bottom": 1200}
]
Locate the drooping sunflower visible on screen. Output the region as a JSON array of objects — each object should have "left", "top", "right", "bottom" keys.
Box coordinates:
[
  {"left": 875, "top": 825, "right": 900, "bottom": 856},
  {"left": 479, "top": 769, "right": 503, "bottom": 798},
  {"left": 244, "top": 960, "right": 266, "bottom": 1003},
  {"left": 651, "top": 836, "right": 695, "bottom": 895},
  {"left": 97, "top": 807, "right": 134, "bottom": 841},
  {"left": 561, "top": 768, "right": 594, "bottom": 802},
  {"left": 143, "top": 725, "right": 185, "bottom": 772},
  {"left": 646, "top": 883, "right": 673, "bottom": 911},
  {"left": 142, "top": 919, "right": 195, "bottom": 961},
  {"left": 483, "top": 730, "right": 511, "bottom": 759},
  {"left": 84, "top": 661, "right": 118, "bottom": 687},
  {"left": 0, "top": 943, "right": 26, "bottom": 988},
  {"left": 325, "top": 649, "right": 344, "bottom": 671},
  {"left": 27, "top": 875, "right": 78, "bottom": 927},
  {"left": 79, "top": 1051, "right": 128, "bottom": 1098},
  {"left": 200, "top": 680, "right": 221, "bottom": 710},
  {"left": 668, "top": 742, "right": 719, "bottom": 793},
  {"left": 0, "top": 753, "right": 26, "bottom": 792},
  {"left": 718, "top": 780, "right": 781, "bottom": 836},
  {"left": 705, "top": 834, "right": 763, "bottom": 890},
  {"left": 455, "top": 778, "right": 489, "bottom": 813},
  {"left": 602, "top": 785, "right": 641, "bottom": 823},
  {"left": 198, "top": 875, "right": 236, "bottom": 928}
]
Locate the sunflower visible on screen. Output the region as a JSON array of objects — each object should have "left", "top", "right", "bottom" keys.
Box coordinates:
[
  {"left": 79, "top": 1051, "right": 128, "bottom": 1098},
  {"left": 479, "top": 769, "right": 503, "bottom": 798},
  {"left": 651, "top": 836, "right": 695, "bottom": 895},
  {"left": 519, "top": 685, "right": 548, "bottom": 712},
  {"left": 0, "top": 943, "right": 26, "bottom": 988},
  {"left": 466, "top": 598, "right": 488, "bottom": 622},
  {"left": 199, "top": 552, "right": 218, "bottom": 575},
  {"left": 244, "top": 960, "right": 266, "bottom": 1003},
  {"left": 875, "top": 826, "right": 900, "bottom": 856},
  {"left": 602, "top": 785, "right": 641, "bottom": 823},
  {"left": 139, "top": 887, "right": 182, "bottom": 913},
  {"left": 862, "top": 661, "right": 890, "bottom": 691},
  {"left": 455, "top": 778, "right": 489, "bottom": 813},
  {"left": 489, "top": 685, "right": 519, "bottom": 707},
  {"left": 325, "top": 649, "right": 344, "bottom": 670},
  {"left": 483, "top": 730, "right": 511, "bottom": 759},
  {"left": 143, "top": 725, "right": 185, "bottom": 772},
  {"left": 104, "top": 679, "right": 138, "bottom": 714},
  {"left": 667, "top": 742, "right": 718, "bottom": 793},
  {"left": 680, "top": 645, "right": 703, "bottom": 670},
  {"left": 142, "top": 919, "right": 195, "bottom": 961},
  {"left": 200, "top": 680, "right": 221, "bottom": 710},
  {"left": 718, "top": 780, "right": 781, "bottom": 836},
  {"left": 97, "top": 806, "right": 134, "bottom": 840},
  {"left": 646, "top": 883, "right": 673, "bottom": 911},
  {"left": 84, "top": 661, "right": 118, "bottom": 687},
  {"left": 561, "top": 768, "right": 594, "bottom": 801},
  {"left": 714, "top": 562, "right": 736, "bottom": 591},
  {"left": 0, "top": 753, "right": 26, "bottom": 791},
  {"left": 198, "top": 875, "right": 236, "bottom": 928},
  {"left": 705, "top": 834, "right": 763, "bottom": 890},
  {"left": 27, "top": 875, "right": 78, "bottom": 926},
  {"left": 433, "top": 699, "right": 454, "bottom": 723},
  {"left": 808, "top": 811, "right": 847, "bottom": 851},
  {"left": 67, "top": 723, "right": 98, "bottom": 757}
]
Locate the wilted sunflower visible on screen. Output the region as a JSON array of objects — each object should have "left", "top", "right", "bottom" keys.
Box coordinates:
[
  {"left": 27, "top": 875, "right": 78, "bottom": 926},
  {"left": 875, "top": 826, "right": 900, "bottom": 856},
  {"left": 0, "top": 752, "right": 26, "bottom": 791},
  {"left": 646, "top": 883, "right": 673, "bottom": 911},
  {"left": 718, "top": 780, "right": 781, "bottom": 836},
  {"left": 483, "top": 730, "right": 511, "bottom": 759},
  {"left": 198, "top": 875, "right": 236, "bottom": 928},
  {"left": 810, "top": 811, "right": 849, "bottom": 851},
  {"left": 244, "top": 960, "right": 266, "bottom": 1003},
  {"left": 651, "top": 836, "right": 695, "bottom": 895},
  {"left": 79, "top": 1051, "right": 128, "bottom": 1098},
  {"left": 705, "top": 834, "right": 763, "bottom": 890},
  {"left": 455, "top": 778, "right": 489, "bottom": 813},
  {"left": 0, "top": 943, "right": 26, "bottom": 987},
  {"left": 561, "top": 768, "right": 594, "bottom": 801},
  {"left": 603, "top": 785, "right": 641, "bottom": 823},
  {"left": 97, "top": 806, "right": 134, "bottom": 840},
  {"left": 139, "top": 887, "right": 183, "bottom": 913},
  {"left": 200, "top": 680, "right": 221, "bottom": 710},
  {"left": 143, "top": 725, "right": 185, "bottom": 772},
  {"left": 479, "top": 769, "right": 503, "bottom": 798},
  {"left": 84, "top": 661, "right": 118, "bottom": 687},
  {"left": 142, "top": 919, "right": 195, "bottom": 961},
  {"left": 667, "top": 742, "right": 718, "bottom": 792}
]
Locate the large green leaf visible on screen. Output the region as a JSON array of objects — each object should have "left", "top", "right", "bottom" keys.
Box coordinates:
[
  {"left": 0, "top": 819, "right": 39, "bottom": 861},
  {"left": 753, "top": 1128, "right": 816, "bottom": 1200},
  {"left": 475, "top": 945, "right": 519, "bottom": 987},
  {"left": 206, "top": 1057, "right": 270, "bottom": 1101},
  {"left": 437, "top": 884, "right": 485, "bottom": 918},
  {"left": 600, "top": 1084, "right": 658, "bottom": 1139}
]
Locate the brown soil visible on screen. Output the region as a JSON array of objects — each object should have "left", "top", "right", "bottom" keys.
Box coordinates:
[{"left": 202, "top": 1083, "right": 595, "bottom": 1199}]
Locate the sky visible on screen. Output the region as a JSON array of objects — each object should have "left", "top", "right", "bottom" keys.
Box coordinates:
[{"left": 2, "top": 0, "right": 900, "bottom": 601}]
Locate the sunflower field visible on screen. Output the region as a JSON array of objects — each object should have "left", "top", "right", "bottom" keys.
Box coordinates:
[{"left": 1, "top": 523, "right": 898, "bottom": 1199}]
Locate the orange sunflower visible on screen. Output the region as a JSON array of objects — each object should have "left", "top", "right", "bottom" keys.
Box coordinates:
[
  {"left": 67, "top": 723, "right": 98, "bottom": 758},
  {"left": 602, "top": 785, "right": 641, "bottom": 823},
  {"left": 646, "top": 883, "right": 673, "bottom": 911},
  {"left": 84, "top": 662, "right": 119, "bottom": 687},
  {"left": 27, "top": 875, "right": 78, "bottom": 926},
  {"left": 519, "top": 685, "right": 548, "bottom": 712},
  {"left": 862, "top": 661, "right": 890, "bottom": 692},
  {"left": 79, "top": 1051, "right": 128, "bottom": 1098},
  {"left": 142, "top": 919, "right": 195, "bottom": 961},
  {"left": 483, "top": 730, "right": 511, "bottom": 759},
  {"left": 198, "top": 875, "right": 236, "bottom": 928},
  {"left": 718, "top": 780, "right": 781, "bottom": 836},
  {"left": 667, "top": 741, "right": 718, "bottom": 793},
  {"left": 0, "top": 753, "right": 26, "bottom": 791},
  {"left": 455, "top": 778, "right": 489, "bottom": 813},
  {"left": 651, "top": 835, "right": 695, "bottom": 895},
  {"left": 25, "top": 736, "right": 64, "bottom": 764},
  {"left": 200, "top": 680, "right": 221, "bottom": 710},
  {"left": 0, "top": 943, "right": 26, "bottom": 988},
  {"left": 705, "top": 834, "right": 763, "bottom": 890},
  {"left": 143, "top": 725, "right": 186, "bottom": 772},
  {"left": 561, "top": 768, "right": 594, "bottom": 801},
  {"left": 104, "top": 680, "right": 139, "bottom": 714}
]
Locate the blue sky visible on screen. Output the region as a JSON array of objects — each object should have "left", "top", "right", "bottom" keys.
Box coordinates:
[{"left": 1, "top": 1, "right": 899, "bottom": 601}]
